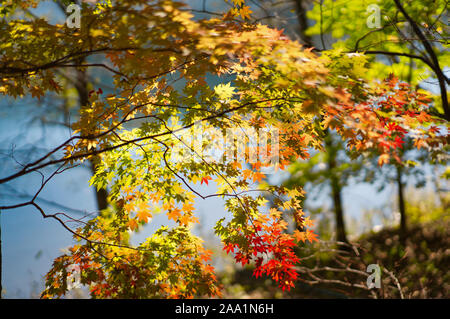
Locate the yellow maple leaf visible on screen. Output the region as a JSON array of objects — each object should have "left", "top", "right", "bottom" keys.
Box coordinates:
[
  {"left": 239, "top": 5, "right": 252, "bottom": 20},
  {"left": 214, "top": 83, "right": 235, "bottom": 100},
  {"left": 232, "top": 0, "right": 245, "bottom": 6},
  {"left": 123, "top": 202, "right": 135, "bottom": 213},
  {"left": 173, "top": 183, "right": 184, "bottom": 194}
]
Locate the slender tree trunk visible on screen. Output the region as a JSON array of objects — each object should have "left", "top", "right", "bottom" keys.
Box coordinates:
[
  {"left": 293, "top": 1, "right": 347, "bottom": 242},
  {"left": 56, "top": 2, "right": 108, "bottom": 212},
  {"left": 75, "top": 60, "right": 108, "bottom": 212},
  {"left": 331, "top": 180, "right": 347, "bottom": 242},
  {"left": 90, "top": 163, "right": 108, "bottom": 211},
  {"left": 396, "top": 165, "right": 407, "bottom": 236},
  {"left": 329, "top": 168, "right": 348, "bottom": 243},
  {"left": 325, "top": 133, "right": 348, "bottom": 243},
  {"left": 293, "top": 0, "right": 313, "bottom": 46}
]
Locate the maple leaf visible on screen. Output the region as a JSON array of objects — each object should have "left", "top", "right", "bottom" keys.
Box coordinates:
[
  {"left": 252, "top": 171, "right": 266, "bottom": 183},
  {"left": 162, "top": 201, "right": 174, "bottom": 211},
  {"left": 182, "top": 202, "right": 195, "bottom": 213},
  {"left": 393, "top": 136, "right": 405, "bottom": 149},
  {"left": 127, "top": 219, "right": 139, "bottom": 231},
  {"left": 231, "top": 161, "right": 242, "bottom": 170},
  {"left": 30, "top": 85, "right": 43, "bottom": 99},
  {"left": 242, "top": 169, "right": 253, "bottom": 180},
  {"left": 167, "top": 207, "right": 182, "bottom": 221},
  {"left": 124, "top": 202, "right": 135, "bottom": 213},
  {"left": 179, "top": 213, "right": 199, "bottom": 226},
  {"left": 377, "top": 153, "right": 390, "bottom": 166},
  {"left": 293, "top": 229, "right": 307, "bottom": 243},
  {"left": 428, "top": 126, "right": 440, "bottom": 134},
  {"left": 416, "top": 111, "right": 431, "bottom": 123},
  {"left": 136, "top": 209, "right": 152, "bottom": 223},
  {"left": 414, "top": 138, "right": 426, "bottom": 149},
  {"left": 239, "top": 6, "right": 252, "bottom": 20},
  {"left": 303, "top": 216, "right": 314, "bottom": 228},
  {"left": 251, "top": 161, "right": 262, "bottom": 170},
  {"left": 305, "top": 230, "right": 319, "bottom": 243},
  {"left": 199, "top": 249, "right": 213, "bottom": 263},
  {"left": 201, "top": 176, "right": 212, "bottom": 185},
  {"left": 214, "top": 83, "right": 235, "bottom": 100}
]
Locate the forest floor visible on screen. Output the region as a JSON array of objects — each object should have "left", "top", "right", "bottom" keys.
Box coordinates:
[{"left": 221, "top": 219, "right": 449, "bottom": 298}]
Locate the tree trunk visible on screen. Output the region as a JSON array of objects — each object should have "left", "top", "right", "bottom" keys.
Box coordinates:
[
  {"left": 330, "top": 177, "right": 347, "bottom": 243},
  {"left": 75, "top": 60, "right": 108, "bottom": 212},
  {"left": 396, "top": 165, "right": 407, "bottom": 236},
  {"left": 56, "top": 2, "right": 108, "bottom": 212},
  {"left": 90, "top": 163, "right": 108, "bottom": 211},
  {"left": 293, "top": 0, "right": 313, "bottom": 46},
  {"left": 325, "top": 133, "right": 348, "bottom": 243}
]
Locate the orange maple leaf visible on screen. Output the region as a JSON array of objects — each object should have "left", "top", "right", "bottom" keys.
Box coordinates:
[
  {"left": 231, "top": 161, "right": 242, "bottom": 170},
  {"left": 182, "top": 202, "right": 195, "bottom": 213},
  {"left": 179, "top": 213, "right": 199, "bottom": 226},
  {"left": 293, "top": 229, "right": 306, "bottom": 243},
  {"left": 252, "top": 171, "right": 266, "bottom": 183},
  {"left": 305, "top": 230, "right": 318, "bottom": 243},
  {"left": 127, "top": 219, "right": 139, "bottom": 231},
  {"left": 416, "top": 111, "right": 431, "bottom": 123},
  {"left": 303, "top": 216, "right": 314, "bottom": 228},
  {"left": 242, "top": 169, "right": 253, "bottom": 180},
  {"left": 167, "top": 207, "right": 182, "bottom": 221},
  {"left": 136, "top": 209, "right": 152, "bottom": 223}
]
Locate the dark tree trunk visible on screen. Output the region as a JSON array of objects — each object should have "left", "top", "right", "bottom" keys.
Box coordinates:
[
  {"left": 75, "top": 60, "right": 108, "bottom": 212},
  {"left": 330, "top": 176, "right": 347, "bottom": 243},
  {"left": 90, "top": 163, "right": 109, "bottom": 211},
  {"left": 325, "top": 133, "right": 348, "bottom": 243},
  {"left": 396, "top": 165, "right": 407, "bottom": 236},
  {"left": 293, "top": 0, "right": 313, "bottom": 47},
  {"left": 55, "top": 3, "right": 108, "bottom": 212}
]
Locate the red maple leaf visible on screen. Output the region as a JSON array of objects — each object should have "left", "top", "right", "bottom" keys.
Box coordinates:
[{"left": 201, "top": 176, "right": 212, "bottom": 185}]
